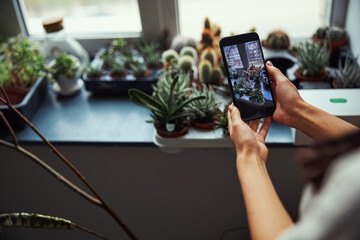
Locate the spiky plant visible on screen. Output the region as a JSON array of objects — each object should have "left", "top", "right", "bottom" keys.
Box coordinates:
[
  {"left": 128, "top": 73, "right": 204, "bottom": 132},
  {"left": 161, "top": 49, "right": 179, "bottom": 64},
  {"left": 199, "top": 60, "right": 212, "bottom": 84},
  {"left": 296, "top": 41, "right": 330, "bottom": 77},
  {"left": 130, "top": 62, "right": 148, "bottom": 78},
  {"left": 86, "top": 64, "right": 102, "bottom": 79},
  {"left": 314, "top": 26, "right": 347, "bottom": 42},
  {"left": 137, "top": 41, "right": 162, "bottom": 68},
  {"left": 249, "top": 89, "right": 264, "bottom": 103},
  {"left": 209, "top": 67, "right": 223, "bottom": 85},
  {"left": 178, "top": 55, "right": 194, "bottom": 73},
  {"left": 215, "top": 107, "right": 229, "bottom": 136},
  {"left": 51, "top": 53, "right": 79, "bottom": 80},
  {"left": 101, "top": 49, "right": 114, "bottom": 70},
  {"left": 201, "top": 48, "right": 217, "bottom": 67},
  {"left": 334, "top": 56, "right": 360, "bottom": 88},
  {"left": 188, "top": 84, "right": 220, "bottom": 123},
  {"left": 110, "top": 62, "right": 126, "bottom": 78},
  {"left": 180, "top": 46, "right": 198, "bottom": 60},
  {"left": 265, "top": 30, "right": 290, "bottom": 49},
  {"left": 111, "top": 38, "right": 127, "bottom": 52}
]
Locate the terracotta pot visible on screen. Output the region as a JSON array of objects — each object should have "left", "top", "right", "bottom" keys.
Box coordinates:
[
  {"left": 110, "top": 71, "right": 127, "bottom": 80},
  {"left": 294, "top": 68, "right": 328, "bottom": 82},
  {"left": 191, "top": 120, "right": 216, "bottom": 130},
  {"left": 156, "top": 125, "right": 189, "bottom": 138},
  {"left": 1, "top": 86, "right": 28, "bottom": 105}
]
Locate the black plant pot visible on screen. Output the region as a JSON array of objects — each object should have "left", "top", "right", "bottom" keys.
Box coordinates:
[{"left": 266, "top": 57, "right": 294, "bottom": 76}]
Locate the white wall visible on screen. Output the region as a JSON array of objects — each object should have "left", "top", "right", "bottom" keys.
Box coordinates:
[
  {"left": 0, "top": 145, "right": 302, "bottom": 240},
  {"left": 345, "top": 0, "right": 360, "bottom": 65}
]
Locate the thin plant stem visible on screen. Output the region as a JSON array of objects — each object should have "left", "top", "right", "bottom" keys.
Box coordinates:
[
  {"left": 0, "top": 139, "right": 101, "bottom": 206},
  {"left": 0, "top": 111, "right": 18, "bottom": 146},
  {"left": 0, "top": 88, "right": 138, "bottom": 240},
  {"left": 72, "top": 223, "right": 110, "bottom": 240}
]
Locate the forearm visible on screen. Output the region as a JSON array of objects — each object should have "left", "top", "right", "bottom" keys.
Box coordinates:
[
  {"left": 290, "top": 101, "right": 358, "bottom": 141},
  {"left": 238, "top": 154, "right": 293, "bottom": 240}
]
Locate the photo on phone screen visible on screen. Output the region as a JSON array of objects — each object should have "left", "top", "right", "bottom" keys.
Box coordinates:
[{"left": 220, "top": 33, "right": 275, "bottom": 121}]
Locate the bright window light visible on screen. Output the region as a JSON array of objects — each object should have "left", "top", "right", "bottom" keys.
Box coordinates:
[
  {"left": 20, "top": 0, "right": 142, "bottom": 36},
  {"left": 178, "top": 0, "right": 331, "bottom": 40}
]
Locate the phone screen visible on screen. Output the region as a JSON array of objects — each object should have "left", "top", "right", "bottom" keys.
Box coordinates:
[{"left": 220, "top": 33, "right": 275, "bottom": 121}]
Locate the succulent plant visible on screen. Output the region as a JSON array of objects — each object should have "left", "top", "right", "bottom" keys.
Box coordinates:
[
  {"left": 101, "top": 49, "right": 115, "bottom": 70},
  {"left": 334, "top": 56, "right": 360, "bottom": 88},
  {"left": 0, "top": 36, "right": 45, "bottom": 89},
  {"left": 296, "top": 41, "right": 330, "bottom": 77},
  {"left": 199, "top": 60, "right": 212, "bottom": 84},
  {"left": 161, "top": 49, "right": 179, "bottom": 64},
  {"left": 178, "top": 55, "right": 194, "bottom": 73},
  {"left": 249, "top": 89, "right": 264, "bottom": 103},
  {"left": 314, "top": 26, "right": 347, "bottom": 42},
  {"left": 130, "top": 62, "right": 148, "bottom": 78},
  {"left": 233, "top": 77, "right": 252, "bottom": 97},
  {"left": 110, "top": 62, "right": 126, "bottom": 78},
  {"left": 86, "top": 64, "right": 102, "bottom": 79},
  {"left": 201, "top": 47, "right": 217, "bottom": 67},
  {"left": 215, "top": 106, "right": 229, "bottom": 136},
  {"left": 111, "top": 38, "right": 127, "bottom": 51},
  {"left": 200, "top": 29, "right": 214, "bottom": 50},
  {"left": 188, "top": 84, "right": 220, "bottom": 122},
  {"left": 51, "top": 53, "right": 79, "bottom": 80},
  {"left": 265, "top": 30, "right": 290, "bottom": 49},
  {"left": 179, "top": 46, "right": 198, "bottom": 60},
  {"left": 209, "top": 67, "right": 223, "bottom": 85},
  {"left": 128, "top": 72, "right": 204, "bottom": 132},
  {"left": 137, "top": 41, "right": 162, "bottom": 68}
]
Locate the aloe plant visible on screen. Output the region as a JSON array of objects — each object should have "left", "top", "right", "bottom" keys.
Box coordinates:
[
  {"left": 334, "top": 56, "right": 360, "bottom": 88},
  {"left": 296, "top": 41, "right": 330, "bottom": 77},
  {"left": 188, "top": 84, "right": 220, "bottom": 122},
  {"left": 128, "top": 73, "right": 204, "bottom": 132}
]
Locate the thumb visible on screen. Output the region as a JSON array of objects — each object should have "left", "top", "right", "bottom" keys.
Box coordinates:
[{"left": 266, "top": 61, "right": 286, "bottom": 85}]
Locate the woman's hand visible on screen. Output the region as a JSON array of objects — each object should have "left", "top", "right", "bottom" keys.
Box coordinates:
[{"left": 228, "top": 104, "right": 271, "bottom": 165}]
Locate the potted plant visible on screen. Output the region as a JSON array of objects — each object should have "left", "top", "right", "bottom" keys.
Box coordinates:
[
  {"left": 215, "top": 106, "right": 229, "bottom": 136},
  {"left": 333, "top": 56, "right": 360, "bottom": 88},
  {"left": 0, "top": 36, "right": 46, "bottom": 105},
  {"left": 111, "top": 38, "right": 128, "bottom": 52},
  {"left": 188, "top": 84, "right": 220, "bottom": 129},
  {"left": 262, "top": 30, "right": 290, "bottom": 50},
  {"left": 137, "top": 41, "right": 163, "bottom": 69},
  {"left": 85, "top": 63, "right": 103, "bottom": 80},
  {"left": 50, "top": 53, "right": 81, "bottom": 95},
  {"left": 101, "top": 49, "right": 115, "bottom": 70},
  {"left": 110, "top": 62, "right": 127, "bottom": 79},
  {"left": 312, "top": 26, "right": 347, "bottom": 53},
  {"left": 130, "top": 62, "right": 150, "bottom": 78},
  {"left": 294, "top": 41, "right": 330, "bottom": 82},
  {"left": 128, "top": 72, "right": 204, "bottom": 138},
  {"left": 249, "top": 89, "right": 264, "bottom": 104}
]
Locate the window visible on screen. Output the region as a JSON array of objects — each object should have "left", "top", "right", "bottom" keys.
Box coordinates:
[
  {"left": 20, "top": 0, "right": 142, "bottom": 36},
  {"left": 178, "top": 0, "right": 332, "bottom": 40}
]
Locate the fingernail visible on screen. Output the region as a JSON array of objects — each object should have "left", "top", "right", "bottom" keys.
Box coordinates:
[
  {"left": 266, "top": 61, "right": 273, "bottom": 66},
  {"left": 228, "top": 105, "right": 233, "bottom": 112}
]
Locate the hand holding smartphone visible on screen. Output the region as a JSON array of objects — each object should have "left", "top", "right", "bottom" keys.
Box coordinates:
[{"left": 219, "top": 32, "right": 275, "bottom": 121}]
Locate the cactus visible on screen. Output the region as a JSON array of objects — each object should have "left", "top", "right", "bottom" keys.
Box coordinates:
[
  {"left": 110, "top": 62, "right": 126, "bottom": 78},
  {"left": 200, "top": 29, "right": 214, "bottom": 49},
  {"left": 180, "top": 46, "right": 198, "bottom": 60},
  {"left": 130, "top": 62, "right": 148, "bottom": 78},
  {"left": 111, "top": 38, "right": 127, "bottom": 51},
  {"left": 86, "top": 64, "right": 102, "bottom": 78},
  {"left": 161, "top": 49, "right": 179, "bottom": 64},
  {"left": 178, "top": 55, "right": 194, "bottom": 73},
  {"left": 265, "top": 30, "right": 290, "bottom": 49},
  {"left": 204, "top": 17, "right": 211, "bottom": 30},
  {"left": 334, "top": 56, "right": 360, "bottom": 88},
  {"left": 201, "top": 48, "right": 217, "bottom": 67},
  {"left": 199, "top": 60, "right": 212, "bottom": 84},
  {"left": 314, "top": 26, "right": 347, "bottom": 42},
  {"left": 209, "top": 67, "right": 222, "bottom": 85},
  {"left": 296, "top": 41, "right": 330, "bottom": 77}
]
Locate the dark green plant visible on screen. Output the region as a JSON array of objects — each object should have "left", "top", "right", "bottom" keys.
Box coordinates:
[
  {"left": 199, "top": 60, "right": 212, "bottom": 84},
  {"left": 215, "top": 107, "right": 229, "bottom": 136},
  {"left": 137, "top": 41, "right": 162, "bottom": 68},
  {"left": 101, "top": 49, "right": 114, "bottom": 70},
  {"left": 86, "top": 64, "right": 103, "bottom": 79},
  {"left": 296, "top": 41, "right": 330, "bottom": 77},
  {"left": 188, "top": 84, "right": 220, "bottom": 122},
  {"left": 249, "top": 89, "right": 264, "bottom": 103},
  {"left": 209, "top": 67, "right": 223, "bottom": 85},
  {"left": 130, "top": 62, "right": 148, "bottom": 78},
  {"left": 110, "top": 62, "right": 126, "bottom": 78},
  {"left": 334, "top": 56, "right": 360, "bottom": 88},
  {"left": 314, "top": 26, "right": 347, "bottom": 42},
  {"left": 180, "top": 46, "right": 197, "bottom": 60},
  {"left": 128, "top": 73, "right": 204, "bottom": 132},
  {"left": 51, "top": 53, "right": 79, "bottom": 79},
  {"left": 0, "top": 35, "right": 45, "bottom": 89}
]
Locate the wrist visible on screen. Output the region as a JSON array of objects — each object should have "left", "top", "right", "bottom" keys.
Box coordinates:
[
  {"left": 287, "top": 100, "right": 310, "bottom": 128},
  {"left": 236, "top": 150, "right": 266, "bottom": 176}
]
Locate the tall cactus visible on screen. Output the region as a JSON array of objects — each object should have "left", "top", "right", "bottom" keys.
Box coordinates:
[{"left": 199, "top": 60, "right": 212, "bottom": 84}]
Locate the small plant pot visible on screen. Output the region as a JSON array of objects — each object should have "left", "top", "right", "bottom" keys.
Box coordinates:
[
  {"left": 295, "top": 68, "right": 328, "bottom": 82},
  {"left": 133, "top": 70, "right": 151, "bottom": 79},
  {"left": 1, "top": 86, "right": 28, "bottom": 105},
  {"left": 56, "top": 74, "right": 78, "bottom": 90},
  {"left": 156, "top": 125, "right": 189, "bottom": 138},
  {"left": 191, "top": 120, "right": 216, "bottom": 130},
  {"left": 110, "top": 71, "right": 127, "bottom": 80}
]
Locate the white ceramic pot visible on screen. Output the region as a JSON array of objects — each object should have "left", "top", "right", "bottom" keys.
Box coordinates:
[{"left": 56, "top": 74, "right": 78, "bottom": 90}]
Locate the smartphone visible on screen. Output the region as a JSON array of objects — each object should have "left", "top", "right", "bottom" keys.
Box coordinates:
[{"left": 219, "top": 32, "right": 275, "bottom": 121}]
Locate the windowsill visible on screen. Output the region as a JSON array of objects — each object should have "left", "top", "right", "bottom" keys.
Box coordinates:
[{"left": 1, "top": 86, "right": 294, "bottom": 146}]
